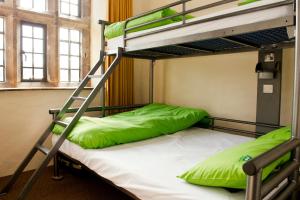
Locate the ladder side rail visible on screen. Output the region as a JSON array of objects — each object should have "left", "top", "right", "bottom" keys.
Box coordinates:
[
  {"left": 56, "top": 51, "right": 106, "bottom": 119},
  {"left": 16, "top": 48, "right": 122, "bottom": 200}
]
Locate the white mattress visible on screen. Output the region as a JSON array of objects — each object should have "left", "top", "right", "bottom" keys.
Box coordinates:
[
  {"left": 52, "top": 127, "right": 254, "bottom": 200},
  {"left": 107, "top": 0, "right": 294, "bottom": 53}
]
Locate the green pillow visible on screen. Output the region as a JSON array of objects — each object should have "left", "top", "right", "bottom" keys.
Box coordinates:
[
  {"left": 104, "top": 8, "right": 194, "bottom": 39},
  {"left": 238, "top": 0, "right": 260, "bottom": 6},
  {"left": 179, "top": 127, "right": 291, "bottom": 189},
  {"left": 163, "top": 8, "right": 194, "bottom": 22}
]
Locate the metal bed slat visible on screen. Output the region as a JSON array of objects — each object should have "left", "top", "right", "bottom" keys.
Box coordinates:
[
  {"left": 124, "top": 27, "right": 293, "bottom": 59},
  {"left": 229, "top": 27, "right": 290, "bottom": 46}
]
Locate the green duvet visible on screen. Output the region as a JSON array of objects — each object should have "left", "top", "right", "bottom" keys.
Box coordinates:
[
  {"left": 238, "top": 0, "right": 259, "bottom": 6},
  {"left": 52, "top": 104, "right": 208, "bottom": 149},
  {"left": 104, "top": 8, "right": 193, "bottom": 39}
]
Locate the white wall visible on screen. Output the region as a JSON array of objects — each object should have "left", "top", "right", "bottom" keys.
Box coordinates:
[{"left": 90, "top": 0, "right": 108, "bottom": 82}]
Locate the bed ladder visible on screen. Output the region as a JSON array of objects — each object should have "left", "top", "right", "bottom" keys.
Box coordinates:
[{"left": 0, "top": 48, "right": 123, "bottom": 200}]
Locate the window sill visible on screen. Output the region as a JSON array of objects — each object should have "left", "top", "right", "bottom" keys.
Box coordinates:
[
  {"left": 0, "top": 87, "right": 93, "bottom": 91},
  {"left": 0, "top": 82, "right": 93, "bottom": 91}
]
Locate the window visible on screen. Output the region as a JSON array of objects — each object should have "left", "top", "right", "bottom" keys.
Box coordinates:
[
  {"left": 59, "top": 28, "right": 81, "bottom": 82},
  {"left": 19, "top": 0, "right": 47, "bottom": 12},
  {"left": 0, "top": 0, "right": 90, "bottom": 88},
  {"left": 60, "top": 0, "right": 81, "bottom": 17},
  {"left": 21, "top": 22, "right": 46, "bottom": 82},
  {"left": 0, "top": 17, "right": 4, "bottom": 82}
]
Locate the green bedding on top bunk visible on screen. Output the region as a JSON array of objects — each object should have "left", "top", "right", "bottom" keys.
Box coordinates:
[
  {"left": 238, "top": 0, "right": 260, "bottom": 6},
  {"left": 104, "top": 8, "right": 194, "bottom": 39},
  {"left": 105, "top": 1, "right": 260, "bottom": 39},
  {"left": 52, "top": 103, "right": 208, "bottom": 149}
]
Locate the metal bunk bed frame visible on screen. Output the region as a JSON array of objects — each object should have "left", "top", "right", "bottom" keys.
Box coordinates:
[{"left": 1, "top": 0, "right": 300, "bottom": 199}]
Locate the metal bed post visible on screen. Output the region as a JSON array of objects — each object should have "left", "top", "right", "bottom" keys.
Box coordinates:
[
  {"left": 52, "top": 113, "right": 63, "bottom": 181},
  {"left": 99, "top": 20, "right": 109, "bottom": 117},
  {"left": 291, "top": 0, "right": 300, "bottom": 199},
  {"left": 149, "top": 60, "right": 155, "bottom": 104},
  {"left": 245, "top": 170, "right": 262, "bottom": 200},
  {"left": 182, "top": 0, "right": 186, "bottom": 24}
]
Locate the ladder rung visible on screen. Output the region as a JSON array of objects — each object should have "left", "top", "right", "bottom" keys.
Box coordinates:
[
  {"left": 36, "top": 145, "right": 50, "bottom": 155},
  {"left": 88, "top": 75, "right": 103, "bottom": 79},
  {"left": 55, "top": 120, "right": 69, "bottom": 127},
  {"left": 72, "top": 96, "right": 87, "bottom": 101}
]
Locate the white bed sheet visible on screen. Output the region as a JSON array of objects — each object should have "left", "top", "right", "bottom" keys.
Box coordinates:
[
  {"left": 107, "top": 0, "right": 294, "bottom": 53},
  {"left": 52, "top": 127, "right": 254, "bottom": 200}
]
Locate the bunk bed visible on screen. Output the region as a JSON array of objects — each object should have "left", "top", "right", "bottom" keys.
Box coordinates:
[
  {"left": 107, "top": 0, "right": 295, "bottom": 58},
  {"left": 1, "top": 0, "right": 300, "bottom": 200},
  {"left": 50, "top": 0, "right": 298, "bottom": 200}
]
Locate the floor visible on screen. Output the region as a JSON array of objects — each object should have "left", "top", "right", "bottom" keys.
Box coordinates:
[{"left": 0, "top": 166, "right": 134, "bottom": 200}]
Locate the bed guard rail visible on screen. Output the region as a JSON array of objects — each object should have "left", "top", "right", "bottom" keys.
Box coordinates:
[
  {"left": 124, "top": 0, "right": 235, "bottom": 42},
  {"left": 123, "top": 0, "right": 294, "bottom": 45},
  {"left": 206, "top": 117, "right": 283, "bottom": 137},
  {"left": 243, "top": 138, "right": 300, "bottom": 200},
  {"left": 49, "top": 104, "right": 145, "bottom": 118}
]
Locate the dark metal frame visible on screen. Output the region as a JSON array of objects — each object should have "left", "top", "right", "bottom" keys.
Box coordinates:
[
  {"left": 207, "top": 117, "right": 283, "bottom": 137},
  {"left": 20, "top": 21, "right": 47, "bottom": 82},
  {"left": 49, "top": 104, "right": 145, "bottom": 117},
  {"left": 256, "top": 49, "right": 283, "bottom": 133}
]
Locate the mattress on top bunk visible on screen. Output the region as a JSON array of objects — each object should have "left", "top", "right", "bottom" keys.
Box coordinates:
[
  {"left": 52, "top": 127, "right": 254, "bottom": 200},
  {"left": 107, "top": 0, "right": 294, "bottom": 53}
]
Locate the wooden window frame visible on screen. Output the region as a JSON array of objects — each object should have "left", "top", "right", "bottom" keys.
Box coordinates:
[{"left": 20, "top": 21, "right": 47, "bottom": 82}]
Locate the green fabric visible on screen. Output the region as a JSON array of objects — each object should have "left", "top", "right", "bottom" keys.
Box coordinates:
[
  {"left": 179, "top": 127, "right": 291, "bottom": 189},
  {"left": 53, "top": 103, "right": 208, "bottom": 149},
  {"left": 238, "top": 0, "right": 259, "bottom": 6},
  {"left": 104, "top": 8, "right": 194, "bottom": 39}
]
